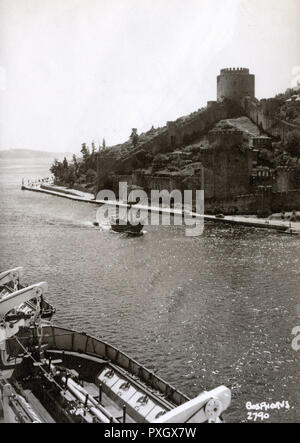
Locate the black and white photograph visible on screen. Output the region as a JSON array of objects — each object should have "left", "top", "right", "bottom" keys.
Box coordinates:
[{"left": 0, "top": 0, "right": 299, "bottom": 429}]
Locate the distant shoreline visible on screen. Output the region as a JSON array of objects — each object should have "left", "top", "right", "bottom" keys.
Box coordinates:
[{"left": 0, "top": 149, "right": 72, "bottom": 160}]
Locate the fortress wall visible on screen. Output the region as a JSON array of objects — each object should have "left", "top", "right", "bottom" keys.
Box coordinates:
[
  {"left": 111, "top": 177, "right": 300, "bottom": 214},
  {"left": 205, "top": 189, "right": 300, "bottom": 215},
  {"left": 205, "top": 193, "right": 259, "bottom": 214},
  {"left": 142, "top": 176, "right": 182, "bottom": 193},
  {"left": 211, "top": 147, "right": 229, "bottom": 200},
  {"left": 210, "top": 146, "right": 251, "bottom": 200},
  {"left": 114, "top": 174, "right": 178, "bottom": 193},
  {"left": 275, "top": 167, "right": 300, "bottom": 192},
  {"left": 166, "top": 101, "right": 234, "bottom": 148},
  {"left": 118, "top": 100, "right": 242, "bottom": 177},
  {"left": 208, "top": 130, "right": 244, "bottom": 146},
  {"left": 214, "top": 145, "right": 253, "bottom": 199},
  {"left": 144, "top": 131, "right": 171, "bottom": 155},
  {"left": 244, "top": 98, "right": 300, "bottom": 141},
  {"left": 113, "top": 170, "right": 206, "bottom": 195},
  {"left": 226, "top": 149, "right": 253, "bottom": 198},
  {"left": 271, "top": 189, "right": 300, "bottom": 212}
]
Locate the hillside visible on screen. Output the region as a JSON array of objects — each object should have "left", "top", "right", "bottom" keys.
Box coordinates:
[
  {"left": 274, "top": 85, "right": 300, "bottom": 126},
  {"left": 48, "top": 85, "right": 300, "bottom": 197}
]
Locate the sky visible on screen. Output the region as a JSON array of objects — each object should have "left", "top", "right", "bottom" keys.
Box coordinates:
[{"left": 0, "top": 0, "right": 299, "bottom": 153}]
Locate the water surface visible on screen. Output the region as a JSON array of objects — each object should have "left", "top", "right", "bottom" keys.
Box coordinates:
[{"left": 0, "top": 158, "right": 299, "bottom": 422}]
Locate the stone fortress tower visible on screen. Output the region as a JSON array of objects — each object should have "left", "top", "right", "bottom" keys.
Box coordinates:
[{"left": 217, "top": 68, "right": 255, "bottom": 102}]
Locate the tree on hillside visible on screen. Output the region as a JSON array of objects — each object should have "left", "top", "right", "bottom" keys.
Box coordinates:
[
  {"left": 72, "top": 154, "right": 79, "bottom": 177},
  {"left": 90, "top": 141, "right": 97, "bottom": 170},
  {"left": 130, "top": 128, "right": 139, "bottom": 148},
  {"left": 63, "top": 157, "right": 69, "bottom": 169},
  {"left": 81, "top": 143, "right": 90, "bottom": 161},
  {"left": 50, "top": 158, "right": 63, "bottom": 180},
  {"left": 86, "top": 168, "right": 97, "bottom": 184},
  {"left": 64, "top": 164, "right": 76, "bottom": 187},
  {"left": 285, "top": 130, "right": 300, "bottom": 157}
]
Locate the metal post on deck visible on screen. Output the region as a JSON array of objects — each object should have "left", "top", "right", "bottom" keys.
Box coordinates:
[
  {"left": 83, "top": 394, "right": 89, "bottom": 417},
  {"left": 123, "top": 405, "right": 126, "bottom": 423},
  {"left": 98, "top": 383, "right": 102, "bottom": 404}
]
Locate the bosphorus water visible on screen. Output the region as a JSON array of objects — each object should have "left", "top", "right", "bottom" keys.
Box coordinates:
[{"left": 0, "top": 157, "right": 299, "bottom": 423}]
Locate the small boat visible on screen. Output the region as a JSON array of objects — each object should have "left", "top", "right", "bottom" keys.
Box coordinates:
[
  {"left": 110, "top": 217, "right": 144, "bottom": 235},
  {"left": 0, "top": 267, "right": 231, "bottom": 423}
]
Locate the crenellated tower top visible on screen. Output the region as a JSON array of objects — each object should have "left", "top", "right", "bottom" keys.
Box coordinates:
[{"left": 220, "top": 68, "right": 250, "bottom": 74}]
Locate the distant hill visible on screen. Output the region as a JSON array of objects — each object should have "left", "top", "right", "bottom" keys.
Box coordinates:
[{"left": 0, "top": 149, "right": 72, "bottom": 160}]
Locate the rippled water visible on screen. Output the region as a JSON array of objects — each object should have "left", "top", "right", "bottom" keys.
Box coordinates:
[{"left": 0, "top": 158, "right": 299, "bottom": 423}]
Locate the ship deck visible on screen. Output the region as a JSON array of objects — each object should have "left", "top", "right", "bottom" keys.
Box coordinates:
[
  {"left": 0, "top": 367, "right": 137, "bottom": 423},
  {"left": 1, "top": 324, "right": 231, "bottom": 423}
]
